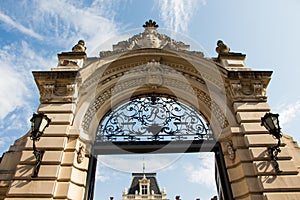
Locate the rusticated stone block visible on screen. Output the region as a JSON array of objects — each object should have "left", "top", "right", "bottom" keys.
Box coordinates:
[
  {"left": 237, "top": 112, "right": 266, "bottom": 123},
  {"left": 260, "top": 175, "right": 300, "bottom": 192},
  {"left": 233, "top": 102, "right": 270, "bottom": 113},
  {"left": 43, "top": 125, "right": 69, "bottom": 136},
  {"left": 241, "top": 122, "right": 267, "bottom": 134},
  {"left": 38, "top": 103, "right": 75, "bottom": 113},
  {"left": 58, "top": 166, "right": 86, "bottom": 186},
  {"left": 231, "top": 177, "right": 262, "bottom": 198},
  {"left": 14, "top": 165, "right": 59, "bottom": 179},
  {"left": 0, "top": 152, "right": 22, "bottom": 171},
  {"left": 227, "top": 162, "right": 256, "bottom": 182},
  {"left": 7, "top": 180, "right": 55, "bottom": 196},
  {"left": 245, "top": 134, "right": 278, "bottom": 147},
  {"left": 224, "top": 149, "right": 252, "bottom": 168},
  {"left": 46, "top": 113, "right": 74, "bottom": 125},
  {"left": 5, "top": 198, "right": 52, "bottom": 200},
  {"left": 249, "top": 147, "right": 291, "bottom": 160},
  {"left": 25, "top": 137, "right": 67, "bottom": 150},
  {"left": 61, "top": 152, "right": 89, "bottom": 170},
  {"left": 54, "top": 182, "right": 84, "bottom": 199},
  {"left": 20, "top": 151, "right": 63, "bottom": 164},
  {"left": 254, "top": 160, "right": 298, "bottom": 175},
  {"left": 264, "top": 192, "right": 300, "bottom": 200}
]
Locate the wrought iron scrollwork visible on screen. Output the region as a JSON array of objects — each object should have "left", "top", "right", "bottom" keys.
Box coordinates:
[{"left": 96, "top": 96, "right": 213, "bottom": 142}]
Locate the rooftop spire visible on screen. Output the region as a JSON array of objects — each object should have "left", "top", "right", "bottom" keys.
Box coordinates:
[{"left": 142, "top": 157, "right": 145, "bottom": 173}]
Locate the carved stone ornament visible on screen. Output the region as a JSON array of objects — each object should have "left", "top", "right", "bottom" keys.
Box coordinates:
[
  {"left": 40, "top": 82, "right": 78, "bottom": 103},
  {"left": 145, "top": 60, "right": 164, "bottom": 88},
  {"left": 216, "top": 40, "right": 230, "bottom": 54},
  {"left": 72, "top": 40, "right": 86, "bottom": 53},
  {"left": 33, "top": 71, "right": 79, "bottom": 103},
  {"left": 77, "top": 144, "right": 85, "bottom": 164},
  {"left": 227, "top": 141, "right": 235, "bottom": 160},
  {"left": 99, "top": 20, "right": 195, "bottom": 57},
  {"left": 227, "top": 80, "right": 267, "bottom": 101}
]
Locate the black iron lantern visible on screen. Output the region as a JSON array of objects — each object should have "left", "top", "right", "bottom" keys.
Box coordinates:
[
  {"left": 261, "top": 112, "right": 282, "bottom": 173},
  {"left": 261, "top": 112, "right": 281, "bottom": 139},
  {"left": 30, "top": 113, "right": 51, "bottom": 140},
  {"left": 30, "top": 113, "right": 51, "bottom": 177}
]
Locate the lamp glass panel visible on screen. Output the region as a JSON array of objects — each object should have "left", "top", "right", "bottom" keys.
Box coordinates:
[
  {"left": 39, "top": 117, "right": 49, "bottom": 132},
  {"left": 265, "top": 117, "right": 275, "bottom": 131},
  {"left": 33, "top": 116, "right": 43, "bottom": 132},
  {"left": 271, "top": 115, "right": 279, "bottom": 130}
]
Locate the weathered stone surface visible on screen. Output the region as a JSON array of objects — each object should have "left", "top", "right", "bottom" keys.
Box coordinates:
[
  {"left": 0, "top": 152, "right": 22, "bottom": 171},
  {"left": 231, "top": 177, "right": 261, "bottom": 198},
  {"left": 227, "top": 162, "right": 256, "bottom": 182},
  {"left": 260, "top": 175, "right": 300, "bottom": 192},
  {"left": 61, "top": 152, "right": 89, "bottom": 170},
  {"left": 224, "top": 149, "right": 252, "bottom": 168},
  {"left": 54, "top": 182, "right": 84, "bottom": 199},
  {"left": 7, "top": 180, "right": 55, "bottom": 196},
  {"left": 58, "top": 166, "right": 86, "bottom": 186},
  {"left": 254, "top": 160, "right": 298, "bottom": 175},
  {"left": 249, "top": 147, "right": 291, "bottom": 160},
  {"left": 38, "top": 103, "right": 75, "bottom": 113},
  {"left": 25, "top": 137, "right": 67, "bottom": 150},
  {"left": 241, "top": 122, "right": 267, "bottom": 134},
  {"left": 46, "top": 113, "right": 74, "bottom": 125},
  {"left": 233, "top": 102, "right": 270, "bottom": 113},
  {"left": 237, "top": 112, "right": 266, "bottom": 123},
  {"left": 20, "top": 151, "right": 63, "bottom": 164},
  {"left": 245, "top": 134, "right": 278, "bottom": 147},
  {"left": 43, "top": 125, "right": 69, "bottom": 136},
  {"left": 264, "top": 192, "right": 300, "bottom": 200},
  {"left": 15, "top": 165, "right": 59, "bottom": 179}
]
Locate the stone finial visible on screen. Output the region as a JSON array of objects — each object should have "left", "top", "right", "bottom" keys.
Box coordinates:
[
  {"left": 143, "top": 19, "right": 159, "bottom": 28},
  {"left": 72, "top": 40, "right": 86, "bottom": 53},
  {"left": 216, "top": 40, "right": 230, "bottom": 54}
]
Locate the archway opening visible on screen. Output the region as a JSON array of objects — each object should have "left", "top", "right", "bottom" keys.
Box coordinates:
[{"left": 86, "top": 95, "right": 233, "bottom": 200}]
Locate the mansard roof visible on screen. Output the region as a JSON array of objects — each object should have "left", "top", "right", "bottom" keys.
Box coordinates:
[{"left": 128, "top": 173, "right": 161, "bottom": 195}]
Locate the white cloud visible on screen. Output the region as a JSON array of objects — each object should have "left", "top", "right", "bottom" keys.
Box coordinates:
[
  {"left": 274, "top": 101, "right": 300, "bottom": 126},
  {"left": 95, "top": 167, "right": 110, "bottom": 182},
  {"left": 156, "top": 0, "right": 201, "bottom": 33},
  {"left": 0, "top": 12, "right": 43, "bottom": 40},
  {"left": 183, "top": 153, "right": 215, "bottom": 186},
  {"left": 0, "top": 41, "right": 55, "bottom": 127},
  {"left": 98, "top": 154, "right": 179, "bottom": 173},
  {"left": 34, "top": 0, "right": 119, "bottom": 55}
]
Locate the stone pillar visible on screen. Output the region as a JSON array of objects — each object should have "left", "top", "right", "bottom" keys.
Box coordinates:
[
  {"left": 2, "top": 52, "right": 90, "bottom": 199},
  {"left": 221, "top": 53, "right": 300, "bottom": 199}
]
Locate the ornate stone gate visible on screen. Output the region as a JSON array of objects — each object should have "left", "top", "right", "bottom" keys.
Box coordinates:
[{"left": 0, "top": 20, "right": 300, "bottom": 200}]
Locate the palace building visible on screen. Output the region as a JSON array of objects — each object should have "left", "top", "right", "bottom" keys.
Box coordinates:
[{"left": 122, "top": 173, "right": 167, "bottom": 200}]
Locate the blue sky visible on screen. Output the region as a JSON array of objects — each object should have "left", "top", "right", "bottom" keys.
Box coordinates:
[{"left": 0, "top": 0, "right": 300, "bottom": 199}]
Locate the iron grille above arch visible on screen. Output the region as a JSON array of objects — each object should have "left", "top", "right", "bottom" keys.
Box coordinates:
[{"left": 96, "top": 96, "right": 214, "bottom": 143}]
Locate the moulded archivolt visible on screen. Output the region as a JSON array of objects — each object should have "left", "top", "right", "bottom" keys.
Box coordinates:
[{"left": 81, "top": 77, "right": 229, "bottom": 134}]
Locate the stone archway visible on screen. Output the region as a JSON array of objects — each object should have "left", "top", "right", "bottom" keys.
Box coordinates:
[{"left": 1, "top": 20, "right": 300, "bottom": 200}]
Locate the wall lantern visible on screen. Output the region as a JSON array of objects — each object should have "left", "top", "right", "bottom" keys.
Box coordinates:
[
  {"left": 261, "top": 112, "right": 282, "bottom": 173},
  {"left": 30, "top": 113, "right": 51, "bottom": 177}
]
